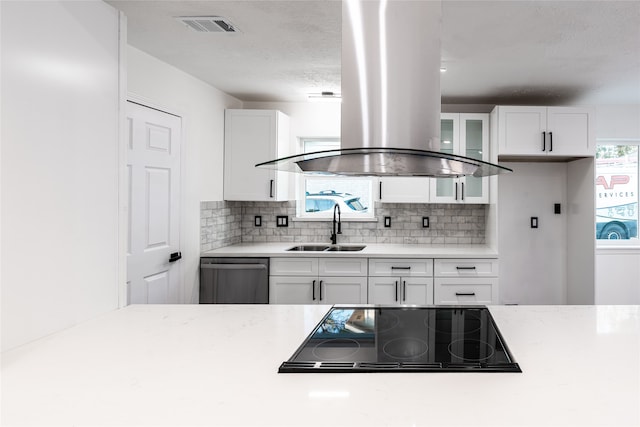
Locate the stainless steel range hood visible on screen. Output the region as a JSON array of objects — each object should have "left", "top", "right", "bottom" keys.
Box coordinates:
[{"left": 257, "top": 0, "right": 512, "bottom": 177}]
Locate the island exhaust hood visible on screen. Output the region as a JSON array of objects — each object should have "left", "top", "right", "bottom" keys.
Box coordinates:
[{"left": 257, "top": 0, "right": 512, "bottom": 177}]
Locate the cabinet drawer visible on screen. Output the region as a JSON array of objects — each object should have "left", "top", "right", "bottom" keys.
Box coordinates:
[
  {"left": 319, "top": 258, "right": 367, "bottom": 276},
  {"left": 434, "top": 259, "right": 498, "bottom": 277},
  {"left": 434, "top": 278, "right": 497, "bottom": 305},
  {"left": 368, "top": 258, "right": 433, "bottom": 277},
  {"left": 270, "top": 258, "right": 318, "bottom": 276}
]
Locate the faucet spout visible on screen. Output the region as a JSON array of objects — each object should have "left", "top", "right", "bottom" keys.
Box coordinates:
[{"left": 331, "top": 203, "right": 342, "bottom": 244}]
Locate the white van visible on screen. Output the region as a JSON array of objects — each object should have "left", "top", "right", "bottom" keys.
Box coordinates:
[{"left": 595, "top": 160, "right": 638, "bottom": 239}]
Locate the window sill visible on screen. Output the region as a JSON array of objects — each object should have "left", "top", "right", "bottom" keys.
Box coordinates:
[
  {"left": 596, "top": 243, "right": 640, "bottom": 253},
  {"left": 292, "top": 216, "right": 378, "bottom": 223}
]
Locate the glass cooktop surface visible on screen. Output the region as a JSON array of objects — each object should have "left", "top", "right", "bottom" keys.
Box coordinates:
[{"left": 279, "top": 306, "right": 521, "bottom": 373}]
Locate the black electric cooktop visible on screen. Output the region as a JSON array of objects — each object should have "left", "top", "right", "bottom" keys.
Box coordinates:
[{"left": 279, "top": 306, "right": 521, "bottom": 373}]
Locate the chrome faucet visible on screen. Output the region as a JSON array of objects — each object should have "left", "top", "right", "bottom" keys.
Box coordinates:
[{"left": 330, "top": 203, "right": 342, "bottom": 244}]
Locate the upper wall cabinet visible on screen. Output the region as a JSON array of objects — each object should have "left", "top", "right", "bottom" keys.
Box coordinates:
[
  {"left": 378, "top": 177, "right": 430, "bottom": 203},
  {"left": 494, "top": 106, "right": 595, "bottom": 158},
  {"left": 224, "top": 109, "right": 290, "bottom": 201},
  {"left": 430, "top": 113, "right": 490, "bottom": 204}
]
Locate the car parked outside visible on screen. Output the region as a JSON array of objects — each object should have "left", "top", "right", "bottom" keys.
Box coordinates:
[{"left": 305, "top": 191, "right": 368, "bottom": 213}]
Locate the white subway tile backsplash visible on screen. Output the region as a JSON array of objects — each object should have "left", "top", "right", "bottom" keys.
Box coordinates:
[{"left": 200, "top": 201, "right": 486, "bottom": 251}]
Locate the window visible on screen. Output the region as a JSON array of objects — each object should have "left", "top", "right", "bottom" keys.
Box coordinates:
[
  {"left": 595, "top": 141, "right": 639, "bottom": 244},
  {"left": 297, "top": 139, "right": 375, "bottom": 219}
]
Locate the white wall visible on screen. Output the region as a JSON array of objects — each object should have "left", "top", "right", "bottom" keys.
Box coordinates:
[
  {"left": 243, "top": 101, "right": 341, "bottom": 145},
  {"left": 595, "top": 105, "right": 640, "bottom": 140},
  {"left": 127, "top": 46, "right": 242, "bottom": 303},
  {"left": 596, "top": 249, "right": 640, "bottom": 304},
  {"left": 1, "top": 1, "right": 121, "bottom": 351},
  {"left": 594, "top": 104, "right": 640, "bottom": 304},
  {"left": 498, "top": 163, "right": 569, "bottom": 305}
]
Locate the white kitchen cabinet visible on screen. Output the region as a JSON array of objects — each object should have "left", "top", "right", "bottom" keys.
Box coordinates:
[
  {"left": 430, "top": 113, "right": 489, "bottom": 204},
  {"left": 367, "top": 259, "right": 433, "bottom": 305},
  {"left": 223, "top": 109, "right": 290, "bottom": 201},
  {"left": 378, "top": 178, "right": 430, "bottom": 203},
  {"left": 269, "top": 258, "right": 367, "bottom": 304},
  {"left": 368, "top": 276, "right": 433, "bottom": 305},
  {"left": 433, "top": 259, "right": 499, "bottom": 305},
  {"left": 269, "top": 275, "right": 367, "bottom": 304},
  {"left": 434, "top": 258, "right": 499, "bottom": 277},
  {"left": 434, "top": 278, "right": 497, "bottom": 305},
  {"left": 495, "top": 106, "right": 595, "bottom": 157}
]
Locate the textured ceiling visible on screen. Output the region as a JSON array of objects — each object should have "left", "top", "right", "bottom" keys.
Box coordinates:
[{"left": 106, "top": 0, "right": 640, "bottom": 105}]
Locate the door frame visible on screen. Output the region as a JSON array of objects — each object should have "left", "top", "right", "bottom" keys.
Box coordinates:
[{"left": 119, "top": 92, "right": 187, "bottom": 306}]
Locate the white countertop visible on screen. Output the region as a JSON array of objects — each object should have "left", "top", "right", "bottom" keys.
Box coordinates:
[
  {"left": 201, "top": 242, "right": 499, "bottom": 258},
  {"left": 2, "top": 304, "right": 639, "bottom": 426}
]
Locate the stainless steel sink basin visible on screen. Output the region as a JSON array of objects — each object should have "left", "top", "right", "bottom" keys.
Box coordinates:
[
  {"left": 286, "top": 245, "right": 331, "bottom": 251},
  {"left": 286, "top": 244, "right": 367, "bottom": 252},
  {"left": 326, "top": 245, "right": 366, "bottom": 252}
]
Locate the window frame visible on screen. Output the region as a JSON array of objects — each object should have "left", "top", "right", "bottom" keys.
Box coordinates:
[
  {"left": 595, "top": 138, "right": 640, "bottom": 248},
  {"left": 295, "top": 138, "right": 376, "bottom": 221}
]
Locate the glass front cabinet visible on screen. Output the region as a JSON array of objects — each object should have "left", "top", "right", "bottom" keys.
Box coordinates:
[{"left": 430, "top": 113, "right": 489, "bottom": 204}]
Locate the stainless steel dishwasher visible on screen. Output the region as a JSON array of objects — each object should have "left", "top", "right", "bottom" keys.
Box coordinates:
[{"left": 199, "top": 258, "right": 269, "bottom": 303}]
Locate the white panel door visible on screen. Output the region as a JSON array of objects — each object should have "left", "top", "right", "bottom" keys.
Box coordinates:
[{"left": 127, "top": 102, "right": 182, "bottom": 304}]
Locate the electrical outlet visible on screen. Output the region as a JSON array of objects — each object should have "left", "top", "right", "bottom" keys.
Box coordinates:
[
  {"left": 384, "top": 217, "right": 391, "bottom": 227},
  {"left": 422, "top": 217, "right": 430, "bottom": 228},
  {"left": 531, "top": 217, "right": 538, "bottom": 229},
  {"left": 254, "top": 216, "right": 262, "bottom": 227}
]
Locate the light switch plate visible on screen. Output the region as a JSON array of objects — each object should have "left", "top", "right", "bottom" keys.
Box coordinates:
[
  {"left": 531, "top": 217, "right": 538, "bottom": 229},
  {"left": 384, "top": 217, "right": 391, "bottom": 228},
  {"left": 276, "top": 216, "right": 288, "bottom": 227},
  {"left": 254, "top": 216, "right": 262, "bottom": 227},
  {"left": 422, "top": 217, "right": 430, "bottom": 228}
]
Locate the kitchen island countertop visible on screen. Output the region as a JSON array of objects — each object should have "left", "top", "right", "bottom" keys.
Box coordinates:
[
  {"left": 201, "top": 242, "right": 499, "bottom": 258},
  {"left": 2, "top": 304, "right": 639, "bottom": 426}
]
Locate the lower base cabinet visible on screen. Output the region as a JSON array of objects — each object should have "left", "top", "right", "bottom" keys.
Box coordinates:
[
  {"left": 269, "top": 257, "right": 368, "bottom": 304},
  {"left": 433, "top": 277, "right": 498, "bottom": 305},
  {"left": 368, "top": 277, "right": 434, "bottom": 305},
  {"left": 270, "top": 276, "right": 367, "bottom": 304},
  {"left": 268, "top": 256, "right": 498, "bottom": 305},
  {"left": 433, "top": 258, "right": 499, "bottom": 304},
  {"left": 367, "top": 258, "right": 434, "bottom": 305}
]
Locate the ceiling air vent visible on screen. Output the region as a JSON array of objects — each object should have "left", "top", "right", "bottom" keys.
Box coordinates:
[{"left": 176, "top": 16, "right": 238, "bottom": 33}]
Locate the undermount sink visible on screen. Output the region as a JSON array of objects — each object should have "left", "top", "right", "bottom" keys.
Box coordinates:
[
  {"left": 286, "top": 244, "right": 366, "bottom": 252},
  {"left": 325, "top": 245, "right": 366, "bottom": 252},
  {"left": 286, "top": 245, "right": 331, "bottom": 252}
]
